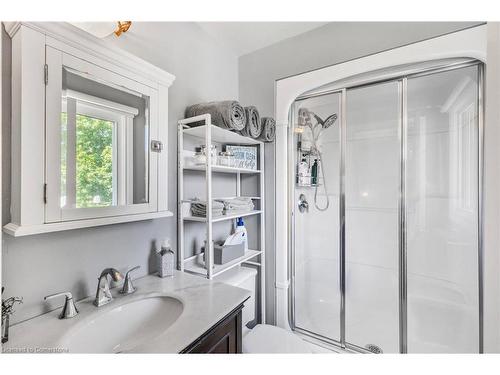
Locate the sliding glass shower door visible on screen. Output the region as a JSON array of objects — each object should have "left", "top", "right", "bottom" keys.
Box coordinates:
[
  {"left": 345, "top": 81, "right": 400, "bottom": 353},
  {"left": 292, "top": 92, "right": 342, "bottom": 342},
  {"left": 290, "top": 61, "right": 482, "bottom": 353},
  {"left": 406, "top": 66, "right": 480, "bottom": 353}
]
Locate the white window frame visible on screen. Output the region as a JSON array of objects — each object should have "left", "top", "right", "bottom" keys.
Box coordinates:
[
  {"left": 61, "top": 90, "right": 138, "bottom": 209},
  {"left": 45, "top": 47, "right": 159, "bottom": 223}
]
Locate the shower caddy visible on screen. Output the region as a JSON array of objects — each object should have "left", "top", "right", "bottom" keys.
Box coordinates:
[{"left": 177, "top": 114, "right": 266, "bottom": 321}]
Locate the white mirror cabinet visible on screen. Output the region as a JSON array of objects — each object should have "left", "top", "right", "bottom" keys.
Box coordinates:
[{"left": 3, "top": 22, "right": 175, "bottom": 236}]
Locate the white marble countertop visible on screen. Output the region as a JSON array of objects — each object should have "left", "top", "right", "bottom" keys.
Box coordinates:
[{"left": 2, "top": 271, "right": 250, "bottom": 353}]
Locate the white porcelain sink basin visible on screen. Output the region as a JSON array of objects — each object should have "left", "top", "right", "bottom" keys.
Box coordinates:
[{"left": 57, "top": 296, "right": 183, "bottom": 353}]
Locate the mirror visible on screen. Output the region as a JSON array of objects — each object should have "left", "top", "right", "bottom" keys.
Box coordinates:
[{"left": 60, "top": 67, "right": 150, "bottom": 209}]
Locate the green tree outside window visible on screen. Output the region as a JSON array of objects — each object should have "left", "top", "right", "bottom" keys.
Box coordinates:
[{"left": 61, "top": 112, "right": 115, "bottom": 208}]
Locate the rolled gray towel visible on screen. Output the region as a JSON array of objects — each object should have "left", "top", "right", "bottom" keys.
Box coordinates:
[
  {"left": 258, "top": 117, "right": 276, "bottom": 142},
  {"left": 240, "top": 106, "right": 262, "bottom": 139},
  {"left": 185, "top": 101, "right": 246, "bottom": 131}
]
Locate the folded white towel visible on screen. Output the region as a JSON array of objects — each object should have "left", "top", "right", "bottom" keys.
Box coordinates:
[
  {"left": 190, "top": 198, "right": 254, "bottom": 217},
  {"left": 215, "top": 197, "right": 254, "bottom": 214},
  {"left": 190, "top": 199, "right": 224, "bottom": 217}
]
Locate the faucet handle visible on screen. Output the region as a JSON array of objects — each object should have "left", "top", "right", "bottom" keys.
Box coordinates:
[
  {"left": 44, "top": 291, "right": 79, "bottom": 319},
  {"left": 120, "top": 266, "right": 140, "bottom": 295}
]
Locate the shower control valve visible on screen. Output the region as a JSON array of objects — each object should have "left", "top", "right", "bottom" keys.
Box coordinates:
[{"left": 298, "top": 194, "right": 309, "bottom": 213}]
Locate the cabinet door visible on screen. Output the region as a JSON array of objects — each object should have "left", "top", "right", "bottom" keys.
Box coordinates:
[
  {"left": 182, "top": 307, "right": 243, "bottom": 353},
  {"left": 45, "top": 46, "right": 159, "bottom": 222}
]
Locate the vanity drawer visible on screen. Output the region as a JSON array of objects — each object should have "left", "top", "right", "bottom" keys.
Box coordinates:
[{"left": 181, "top": 304, "right": 243, "bottom": 354}]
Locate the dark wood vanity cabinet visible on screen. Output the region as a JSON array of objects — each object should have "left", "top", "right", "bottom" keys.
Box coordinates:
[{"left": 181, "top": 304, "right": 243, "bottom": 354}]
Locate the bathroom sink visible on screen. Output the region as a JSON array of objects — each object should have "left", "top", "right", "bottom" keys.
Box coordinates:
[{"left": 57, "top": 296, "right": 183, "bottom": 353}]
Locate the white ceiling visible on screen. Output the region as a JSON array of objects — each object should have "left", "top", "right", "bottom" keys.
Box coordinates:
[{"left": 196, "top": 22, "right": 329, "bottom": 57}]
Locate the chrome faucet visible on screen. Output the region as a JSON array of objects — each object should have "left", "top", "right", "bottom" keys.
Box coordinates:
[
  {"left": 120, "top": 266, "right": 141, "bottom": 295},
  {"left": 94, "top": 268, "right": 123, "bottom": 307},
  {"left": 44, "top": 291, "right": 79, "bottom": 319},
  {"left": 2, "top": 287, "right": 22, "bottom": 344}
]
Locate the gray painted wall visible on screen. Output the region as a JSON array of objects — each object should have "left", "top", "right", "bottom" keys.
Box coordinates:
[
  {"left": 1, "top": 22, "right": 239, "bottom": 324},
  {"left": 238, "top": 21, "right": 483, "bottom": 324}
]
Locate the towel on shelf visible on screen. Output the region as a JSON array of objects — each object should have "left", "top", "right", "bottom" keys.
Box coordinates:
[
  {"left": 190, "top": 199, "right": 224, "bottom": 218},
  {"left": 215, "top": 197, "right": 254, "bottom": 215},
  {"left": 224, "top": 208, "right": 253, "bottom": 216},
  {"left": 190, "top": 197, "right": 254, "bottom": 217},
  {"left": 258, "top": 117, "right": 276, "bottom": 142},
  {"left": 240, "top": 106, "right": 262, "bottom": 139},
  {"left": 185, "top": 101, "right": 246, "bottom": 131}
]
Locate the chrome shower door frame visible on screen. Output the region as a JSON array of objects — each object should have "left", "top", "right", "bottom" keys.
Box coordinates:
[{"left": 288, "top": 59, "right": 484, "bottom": 354}]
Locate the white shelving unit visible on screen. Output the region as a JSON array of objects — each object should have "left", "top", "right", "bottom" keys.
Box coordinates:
[{"left": 178, "top": 114, "right": 266, "bottom": 322}]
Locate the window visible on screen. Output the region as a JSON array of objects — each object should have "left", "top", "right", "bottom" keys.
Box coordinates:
[
  {"left": 61, "top": 111, "right": 116, "bottom": 208},
  {"left": 76, "top": 114, "right": 115, "bottom": 208},
  {"left": 60, "top": 90, "right": 138, "bottom": 210}
]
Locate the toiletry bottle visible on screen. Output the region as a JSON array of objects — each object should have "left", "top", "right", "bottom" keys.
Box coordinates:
[
  {"left": 298, "top": 157, "right": 310, "bottom": 185},
  {"left": 234, "top": 218, "right": 248, "bottom": 252},
  {"left": 158, "top": 239, "right": 175, "bottom": 278},
  {"left": 311, "top": 159, "right": 318, "bottom": 185}
]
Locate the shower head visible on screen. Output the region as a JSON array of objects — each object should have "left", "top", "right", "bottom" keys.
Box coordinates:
[
  {"left": 322, "top": 113, "right": 338, "bottom": 129},
  {"left": 311, "top": 111, "right": 338, "bottom": 129},
  {"left": 297, "top": 108, "right": 338, "bottom": 132}
]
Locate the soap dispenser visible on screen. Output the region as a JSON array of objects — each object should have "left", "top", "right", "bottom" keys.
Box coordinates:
[{"left": 157, "top": 239, "right": 175, "bottom": 278}]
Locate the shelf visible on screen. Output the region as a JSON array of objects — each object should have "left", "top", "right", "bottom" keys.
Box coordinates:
[
  {"left": 183, "top": 165, "right": 261, "bottom": 174},
  {"left": 3, "top": 210, "right": 173, "bottom": 237},
  {"left": 212, "top": 196, "right": 261, "bottom": 201},
  {"left": 182, "top": 124, "right": 262, "bottom": 145},
  {"left": 297, "top": 183, "right": 321, "bottom": 187},
  {"left": 184, "top": 249, "right": 262, "bottom": 277},
  {"left": 184, "top": 210, "right": 263, "bottom": 223},
  {"left": 182, "top": 196, "right": 261, "bottom": 203}
]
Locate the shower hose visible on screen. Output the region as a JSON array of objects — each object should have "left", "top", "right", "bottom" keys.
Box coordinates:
[{"left": 312, "top": 147, "right": 329, "bottom": 212}]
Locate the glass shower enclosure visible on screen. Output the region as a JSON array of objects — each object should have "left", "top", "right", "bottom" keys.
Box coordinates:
[{"left": 289, "top": 61, "right": 483, "bottom": 353}]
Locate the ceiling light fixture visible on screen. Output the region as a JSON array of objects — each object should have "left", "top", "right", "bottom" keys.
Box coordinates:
[{"left": 114, "top": 21, "right": 132, "bottom": 37}]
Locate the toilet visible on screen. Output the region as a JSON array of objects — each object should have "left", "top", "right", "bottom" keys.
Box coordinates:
[{"left": 216, "top": 266, "right": 313, "bottom": 353}]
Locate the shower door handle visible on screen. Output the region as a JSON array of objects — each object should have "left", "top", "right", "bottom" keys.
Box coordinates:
[{"left": 298, "top": 194, "right": 309, "bottom": 213}]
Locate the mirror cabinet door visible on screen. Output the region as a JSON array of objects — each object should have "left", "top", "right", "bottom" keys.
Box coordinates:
[{"left": 45, "top": 47, "right": 159, "bottom": 222}]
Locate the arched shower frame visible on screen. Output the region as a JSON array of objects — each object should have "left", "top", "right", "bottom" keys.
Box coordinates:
[{"left": 274, "top": 25, "right": 487, "bottom": 353}]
